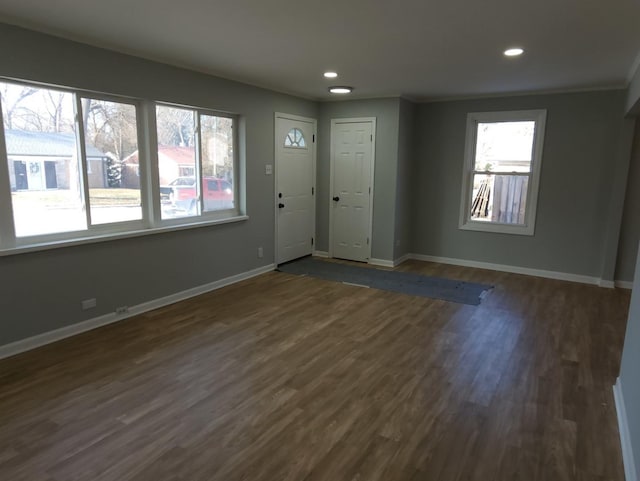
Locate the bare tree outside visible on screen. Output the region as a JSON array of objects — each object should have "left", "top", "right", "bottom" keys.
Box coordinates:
[
  {"left": 82, "top": 98, "right": 139, "bottom": 187},
  {"left": 1, "top": 83, "right": 74, "bottom": 133},
  {"left": 156, "top": 106, "right": 195, "bottom": 147},
  {"left": 0, "top": 84, "right": 38, "bottom": 130}
]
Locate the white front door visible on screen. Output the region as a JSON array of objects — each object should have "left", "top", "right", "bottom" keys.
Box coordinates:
[
  {"left": 275, "top": 114, "right": 316, "bottom": 264},
  {"left": 330, "top": 119, "right": 375, "bottom": 262},
  {"left": 27, "top": 161, "right": 44, "bottom": 190}
]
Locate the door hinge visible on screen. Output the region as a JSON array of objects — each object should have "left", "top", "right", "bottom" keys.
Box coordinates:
[
  {"left": 366, "top": 237, "right": 370, "bottom": 245},
  {"left": 370, "top": 134, "right": 373, "bottom": 142},
  {"left": 312, "top": 187, "right": 314, "bottom": 195},
  {"left": 369, "top": 186, "right": 371, "bottom": 194},
  {"left": 311, "top": 237, "right": 314, "bottom": 245},
  {"left": 313, "top": 134, "right": 315, "bottom": 143}
]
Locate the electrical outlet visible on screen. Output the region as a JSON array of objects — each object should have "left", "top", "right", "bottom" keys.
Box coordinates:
[
  {"left": 115, "top": 306, "right": 129, "bottom": 315},
  {"left": 257, "top": 246, "right": 264, "bottom": 258},
  {"left": 81, "top": 298, "right": 97, "bottom": 310}
]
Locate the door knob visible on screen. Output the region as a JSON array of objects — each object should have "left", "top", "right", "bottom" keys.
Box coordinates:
[
  {"left": 333, "top": 196, "right": 340, "bottom": 202},
  {"left": 278, "top": 203, "right": 285, "bottom": 208}
]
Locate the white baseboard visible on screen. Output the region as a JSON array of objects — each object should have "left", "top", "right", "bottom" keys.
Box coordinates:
[
  {"left": 314, "top": 252, "right": 405, "bottom": 268},
  {"left": 0, "top": 264, "right": 275, "bottom": 361},
  {"left": 409, "top": 253, "right": 601, "bottom": 286},
  {"left": 369, "top": 258, "right": 395, "bottom": 268},
  {"left": 614, "top": 378, "right": 638, "bottom": 481},
  {"left": 393, "top": 254, "right": 412, "bottom": 267},
  {"left": 616, "top": 280, "right": 634, "bottom": 290},
  {"left": 298, "top": 250, "right": 630, "bottom": 290}
]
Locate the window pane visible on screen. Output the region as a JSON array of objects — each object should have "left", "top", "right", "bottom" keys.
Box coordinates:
[
  {"left": 1, "top": 82, "right": 86, "bottom": 237},
  {"left": 82, "top": 98, "right": 142, "bottom": 225},
  {"left": 200, "top": 114, "right": 235, "bottom": 212},
  {"left": 156, "top": 105, "right": 197, "bottom": 219},
  {"left": 470, "top": 174, "right": 529, "bottom": 225},
  {"left": 475, "top": 121, "right": 535, "bottom": 173},
  {"left": 284, "top": 127, "right": 306, "bottom": 148}
]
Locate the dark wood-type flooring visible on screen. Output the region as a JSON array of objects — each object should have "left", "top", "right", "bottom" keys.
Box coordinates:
[{"left": 0, "top": 260, "right": 631, "bottom": 481}]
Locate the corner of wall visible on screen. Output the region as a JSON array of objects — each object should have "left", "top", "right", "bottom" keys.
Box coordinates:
[{"left": 627, "top": 61, "right": 640, "bottom": 116}]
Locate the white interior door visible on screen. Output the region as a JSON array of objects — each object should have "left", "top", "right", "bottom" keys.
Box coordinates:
[
  {"left": 330, "top": 119, "right": 375, "bottom": 262},
  {"left": 276, "top": 114, "right": 316, "bottom": 264}
]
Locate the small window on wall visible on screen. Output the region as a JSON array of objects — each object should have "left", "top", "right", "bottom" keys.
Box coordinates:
[
  {"left": 284, "top": 128, "right": 306, "bottom": 148},
  {"left": 459, "top": 110, "right": 546, "bottom": 236}
]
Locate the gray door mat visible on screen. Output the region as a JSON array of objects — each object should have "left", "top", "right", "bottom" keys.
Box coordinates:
[{"left": 277, "top": 256, "right": 492, "bottom": 306}]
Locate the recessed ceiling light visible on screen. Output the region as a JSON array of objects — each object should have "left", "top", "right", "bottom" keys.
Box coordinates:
[
  {"left": 329, "top": 86, "right": 353, "bottom": 94},
  {"left": 504, "top": 48, "right": 524, "bottom": 57},
  {"left": 324, "top": 71, "right": 338, "bottom": 78}
]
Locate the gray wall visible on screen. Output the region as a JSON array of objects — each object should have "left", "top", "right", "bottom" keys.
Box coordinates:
[
  {"left": 616, "top": 122, "right": 640, "bottom": 282},
  {"left": 619, "top": 240, "right": 640, "bottom": 479},
  {"left": 0, "top": 23, "right": 317, "bottom": 345},
  {"left": 411, "top": 90, "right": 629, "bottom": 278},
  {"left": 394, "top": 98, "right": 416, "bottom": 260},
  {"left": 316, "top": 98, "right": 400, "bottom": 261}
]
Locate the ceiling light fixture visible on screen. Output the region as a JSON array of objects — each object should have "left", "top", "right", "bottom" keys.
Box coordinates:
[
  {"left": 329, "top": 86, "right": 353, "bottom": 94},
  {"left": 324, "top": 71, "right": 338, "bottom": 78},
  {"left": 504, "top": 48, "right": 524, "bottom": 57}
]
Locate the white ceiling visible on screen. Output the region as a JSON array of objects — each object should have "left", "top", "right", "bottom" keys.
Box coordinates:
[{"left": 1, "top": 0, "right": 639, "bottom": 101}]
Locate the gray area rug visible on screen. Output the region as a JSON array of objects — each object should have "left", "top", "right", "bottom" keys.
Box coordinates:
[{"left": 277, "top": 257, "right": 493, "bottom": 305}]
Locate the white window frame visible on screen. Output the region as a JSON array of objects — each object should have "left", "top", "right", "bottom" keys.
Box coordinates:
[
  {"left": 459, "top": 109, "right": 547, "bottom": 236},
  {"left": 0, "top": 82, "right": 150, "bottom": 248},
  {"left": 154, "top": 102, "right": 240, "bottom": 225},
  {"left": 0, "top": 78, "right": 246, "bottom": 255}
]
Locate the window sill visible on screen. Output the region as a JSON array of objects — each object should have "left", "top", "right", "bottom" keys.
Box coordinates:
[
  {"left": 459, "top": 220, "right": 534, "bottom": 236},
  {"left": 0, "top": 214, "right": 249, "bottom": 257}
]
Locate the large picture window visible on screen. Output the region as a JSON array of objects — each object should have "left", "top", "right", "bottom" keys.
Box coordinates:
[
  {"left": 459, "top": 110, "right": 546, "bottom": 236},
  {"left": 0, "top": 78, "right": 243, "bottom": 253}
]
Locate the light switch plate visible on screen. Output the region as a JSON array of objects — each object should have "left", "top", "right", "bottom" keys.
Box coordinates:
[{"left": 265, "top": 164, "right": 273, "bottom": 175}]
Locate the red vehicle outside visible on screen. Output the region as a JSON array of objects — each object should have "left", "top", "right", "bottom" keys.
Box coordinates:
[{"left": 160, "top": 176, "right": 233, "bottom": 212}]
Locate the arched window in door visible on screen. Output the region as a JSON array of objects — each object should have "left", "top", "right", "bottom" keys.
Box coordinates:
[{"left": 284, "top": 128, "right": 307, "bottom": 148}]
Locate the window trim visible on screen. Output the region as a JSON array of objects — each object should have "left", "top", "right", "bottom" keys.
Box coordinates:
[
  {"left": 0, "top": 78, "right": 245, "bottom": 255},
  {"left": 458, "top": 109, "right": 547, "bottom": 236},
  {"left": 0, "top": 214, "right": 249, "bottom": 257}
]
